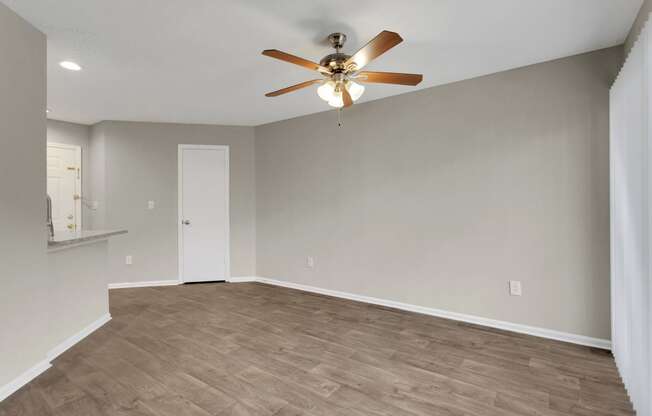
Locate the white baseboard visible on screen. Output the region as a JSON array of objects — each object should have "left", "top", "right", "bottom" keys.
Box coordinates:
[
  {"left": 108, "top": 278, "right": 257, "bottom": 288},
  {"left": 108, "top": 278, "right": 260, "bottom": 288},
  {"left": 0, "top": 360, "right": 51, "bottom": 402},
  {"left": 47, "top": 313, "right": 112, "bottom": 361},
  {"left": 108, "top": 280, "right": 180, "bottom": 289},
  {"left": 227, "top": 276, "right": 257, "bottom": 283},
  {"left": 1, "top": 312, "right": 111, "bottom": 403},
  {"left": 254, "top": 277, "right": 612, "bottom": 350}
]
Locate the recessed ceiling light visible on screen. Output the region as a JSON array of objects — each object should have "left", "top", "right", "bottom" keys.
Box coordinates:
[{"left": 59, "top": 61, "right": 82, "bottom": 71}]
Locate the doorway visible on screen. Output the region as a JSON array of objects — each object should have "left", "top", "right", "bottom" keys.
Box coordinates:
[
  {"left": 178, "top": 144, "right": 230, "bottom": 283},
  {"left": 47, "top": 142, "right": 82, "bottom": 235}
]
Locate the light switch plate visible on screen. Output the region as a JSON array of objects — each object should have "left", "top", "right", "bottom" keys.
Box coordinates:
[
  {"left": 509, "top": 280, "right": 522, "bottom": 296},
  {"left": 307, "top": 256, "right": 314, "bottom": 268},
  {"left": 148, "top": 200, "right": 155, "bottom": 210},
  {"left": 125, "top": 255, "right": 133, "bottom": 265}
]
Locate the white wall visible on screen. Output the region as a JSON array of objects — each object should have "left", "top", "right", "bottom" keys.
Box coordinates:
[
  {"left": 610, "top": 15, "right": 652, "bottom": 416},
  {"left": 255, "top": 47, "right": 621, "bottom": 341},
  {"left": 0, "top": 1, "right": 49, "bottom": 390},
  {"left": 89, "top": 121, "right": 257, "bottom": 284}
]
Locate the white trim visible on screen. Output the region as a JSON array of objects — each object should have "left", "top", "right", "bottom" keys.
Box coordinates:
[
  {"left": 177, "top": 144, "right": 230, "bottom": 283},
  {"left": 0, "top": 360, "right": 51, "bottom": 402},
  {"left": 108, "top": 280, "right": 180, "bottom": 289},
  {"left": 253, "top": 277, "right": 612, "bottom": 350},
  {"left": 47, "top": 142, "right": 83, "bottom": 231},
  {"left": 47, "top": 313, "right": 111, "bottom": 361},
  {"left": 227, "top": 276, "right": 257, "bottom": 283},
  {"left": 177, "top": 144, "right": 184, "bottom": 282}
]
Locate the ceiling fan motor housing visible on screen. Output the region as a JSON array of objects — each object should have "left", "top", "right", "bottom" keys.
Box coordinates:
[
  {"left": 321, "top": 33, "right": 354, "bottom": 73},
  {"left": 320, "top": 53, "right": 352, "bottom": 72}
]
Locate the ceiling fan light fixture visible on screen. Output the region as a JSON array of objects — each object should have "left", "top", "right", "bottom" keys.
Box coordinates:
[
  {"left": 328, "top": 92, "right": 344, "bottom": 108},
  {"left": 262, "top": 30, "right": 422, "bottom": 112},
  {"left": 317, "top": 81, "right": 336, "bottom": 101},
  {"left": 346, "top": 80, "right": 365, "bottom": 101}
]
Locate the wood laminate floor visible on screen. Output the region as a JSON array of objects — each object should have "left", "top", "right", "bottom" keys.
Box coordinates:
[{"left": 0, "top": 282, "right": 634, "bottom": 416}]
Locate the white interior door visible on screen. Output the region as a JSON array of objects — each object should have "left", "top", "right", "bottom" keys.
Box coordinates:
[
  {"left": 178, "top": 145, "right": 230, "bottom": 282},
  {"left": 47, "top": 143, "right": 82, "bottom": 235}
]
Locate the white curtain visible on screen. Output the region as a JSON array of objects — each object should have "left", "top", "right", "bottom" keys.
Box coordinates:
[{"left": 610, "top": 14, "right": 652, "bottom": 416}]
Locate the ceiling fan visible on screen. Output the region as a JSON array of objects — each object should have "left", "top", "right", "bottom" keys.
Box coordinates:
[{"left": 262, "top": 30, "right": 423, "bottom": 109}]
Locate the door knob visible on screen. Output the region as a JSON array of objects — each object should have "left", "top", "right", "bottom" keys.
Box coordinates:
[{"left": 182, "top": 220, "right": 191, "bottom": 225}]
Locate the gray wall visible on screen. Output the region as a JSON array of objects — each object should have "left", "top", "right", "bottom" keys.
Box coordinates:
[
  {"left": 255, "top": 47, "right": 622, "bottom": 340},
  {"left": 0, "top": 3, "right": 48, "bottom": 387},
  {"left": 47, "top": 241, "right": 109, "bottom": 351},
  {"left": 46, "top": 119, "right": 92, "bottom": 226},
  {"left": 90, "top": 121, "right": 256, "bottom": 284},
  {"left": 89, "top": 122, "right": 107, "bottom": 230},
  {"left": 625, "top": 0, "right": 651, "bottom": 55}
]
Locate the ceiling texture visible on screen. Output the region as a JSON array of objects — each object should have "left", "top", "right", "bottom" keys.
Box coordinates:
[{"left": 3, "top": 0, "right": 643, "bottom": 126}]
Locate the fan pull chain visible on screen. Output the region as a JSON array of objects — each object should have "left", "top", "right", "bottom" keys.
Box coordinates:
[{"left": 338, "top": 108, "right": 343, "bottom": 127}]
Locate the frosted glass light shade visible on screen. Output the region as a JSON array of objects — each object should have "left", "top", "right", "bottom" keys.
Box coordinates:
[
  {"left": 318, "top": 79, "right": 363, "bottom": 107},
  {"left": 346, "top": 81, "right": 365, "bottom": 101},
  {"left": 328, "top": 92, "right": 344, "bottom": 108},
  {"left": 318, "top": 81, "right": 336, "bottom": 101}
]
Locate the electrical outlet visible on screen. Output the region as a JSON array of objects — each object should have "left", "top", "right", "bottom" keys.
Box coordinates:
[
  {"left": 147, "top": 200, "right": 155, "bottom": 210},
  {"left": 509, "top": 280, "right": 522, "bottom": 296},
  {"left": 125, "top": 255, "right": 133, "bottom": 265},
  {"left": 90, "top": 201, "right": 99, "bottom": 210},
  {"left": 307, "top": 256, "right": 314, "bottom": 268}
]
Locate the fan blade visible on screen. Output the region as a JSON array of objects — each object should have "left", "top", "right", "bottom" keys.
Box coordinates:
[
  {"left": 342, "top": 87, "right": 353, "bottom": 108},
  {"left": 357, "top": 71, "right": 423, "bottom": 86},
  {"left": 344, "top": 31, "right": 403, "bottom": 70},
  {"left": 265, "top": 79, "right": 322, "bottom": 97},
  {"left": 262, "top": 49, "right": 330, "bottom": 73}
]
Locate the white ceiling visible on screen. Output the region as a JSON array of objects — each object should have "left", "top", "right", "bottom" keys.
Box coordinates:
[{"left": 3, "top": 0, "right": 643, "bottom": 126}]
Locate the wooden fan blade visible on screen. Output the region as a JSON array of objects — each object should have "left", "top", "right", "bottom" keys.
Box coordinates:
[
  {"left": 345, "top": 31, "right": 403, "bottom": 70},
  {"left": 262, "top": 49, "right": 330, "bottom": 73},
  {"left": 342, "top": 87, "right": 353, "bottom": 108},
  {"left": 265, "top": 79, "right": 322, "bottom": 97},
  {"left": 357, "top": 71, "right": 423, "bottom": 86}
]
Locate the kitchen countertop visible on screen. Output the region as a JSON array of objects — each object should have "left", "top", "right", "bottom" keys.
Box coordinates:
[{"left": 48, "top": 229, "right": 128, "bottom": 250}]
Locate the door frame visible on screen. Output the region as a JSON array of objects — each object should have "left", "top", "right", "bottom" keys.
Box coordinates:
[
  {"left": 47, "top": 142, "right": 82, "bottom": 231},
  {"left": 177, "top": 144, "right": 230, "bottom": 283}
]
